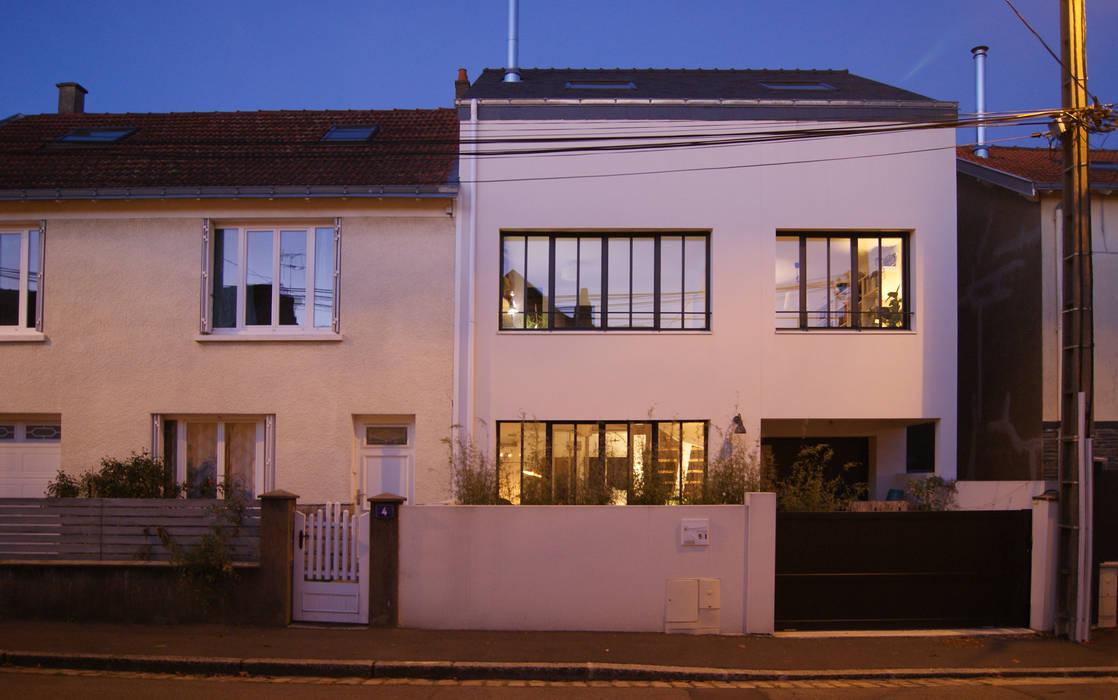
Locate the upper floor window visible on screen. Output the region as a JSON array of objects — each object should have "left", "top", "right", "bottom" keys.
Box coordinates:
[
  {"left": 775, "top": 232, "right": 910, "bottom": 330},
  {"left": 500, "top": 232, "right": 709, "bottom": 331},
  {"left": 201, "top": 221, "right": 340, "bottom": 335},
  {"left": 0, "top": 225, "right": 44, "bottom": 333}
]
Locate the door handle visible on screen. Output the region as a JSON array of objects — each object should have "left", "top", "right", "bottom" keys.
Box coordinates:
[{"left": 298, "top": 530, "right": 305, "bottom": 549}]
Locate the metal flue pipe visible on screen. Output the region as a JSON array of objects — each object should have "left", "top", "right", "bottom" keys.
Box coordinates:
[
  {"left": 504, "top": 0, "right": 521, "bottom": 83},
  {"left": 971, "top": 45, "right": 989, "bottom": 158}
]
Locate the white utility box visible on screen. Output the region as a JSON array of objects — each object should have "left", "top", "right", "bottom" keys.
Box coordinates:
[
  {"left": 665, "top": 577, "right": 720, "bottom": 634},
  {"left": 680, "top": 518, "right": 710, "bottom": 546},
  {"left": 1100, "top": 562, "right": 1117, "bottom": 628}
]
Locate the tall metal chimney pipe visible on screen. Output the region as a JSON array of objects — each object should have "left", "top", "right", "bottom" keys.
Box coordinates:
[
  {"left": 972, "top": 45, "right": 989, "bottom": 158},
  {"left": 504, "top": 0, "right": 521, "bottom": 83}
]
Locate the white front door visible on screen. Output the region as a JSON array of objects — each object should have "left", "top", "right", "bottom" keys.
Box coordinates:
[{"left": 357, "top": 423, "right": 414, "bottom": 507}]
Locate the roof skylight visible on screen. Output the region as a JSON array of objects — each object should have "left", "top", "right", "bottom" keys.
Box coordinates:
[
  {"left": 564, "top": 81, "right": 637, "bottom": 90},
  {"left": 760, "top": 82, "right": 836, "bottom": 92},
  {"left": 321, "top": 124, "right": 379, "bottom": 142},
  {"left": 57, "top": 127, "right": 135, "bottom": 143}
]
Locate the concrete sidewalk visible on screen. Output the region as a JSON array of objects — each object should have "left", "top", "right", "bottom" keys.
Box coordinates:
[{"left": 1, "top": 621, "right": 1116, "bottom": 682}]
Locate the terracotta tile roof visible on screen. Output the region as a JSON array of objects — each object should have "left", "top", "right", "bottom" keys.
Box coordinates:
[
  {"left": 0, "top": 109, "right": 459, "bottom": 192},
  {"left": 957, "top": 145, "right": 1118, "bottom": 189}
]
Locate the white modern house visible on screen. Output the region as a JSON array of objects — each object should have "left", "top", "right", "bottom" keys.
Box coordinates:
[
  {"left": 0, "top": 84, "right": 460, "bottom": 505},
  {"left": 452, "top": 68, "right": 960, "bottom": 504}
]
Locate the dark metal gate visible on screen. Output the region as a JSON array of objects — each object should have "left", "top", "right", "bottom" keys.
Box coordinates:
[{"left": 776, "top": 510, "right": 1032, "bottom": 630}]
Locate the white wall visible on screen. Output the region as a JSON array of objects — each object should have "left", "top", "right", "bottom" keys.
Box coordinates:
[
  {"left": 0, "top": 198, "right": 456, "bottom": 504},
  {"left": 399, "top": 500, "right": 777, "bottom": 633},
  {"left": 459, "top": 118, "right": 958, "bottom": 479},
  {"left": 955, "top": 480, "right": 1050, "bottom": 510}
]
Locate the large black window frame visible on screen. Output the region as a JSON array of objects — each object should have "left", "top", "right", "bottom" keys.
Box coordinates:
[
  {"left": 496, "top": 419, "right": 709, "bottom": 505},
  {"left": 775, "top": 231, "right": 911, "bottom": 330},
  {"left": 500, "top": 232, "right": 710, "bottom": 331}
]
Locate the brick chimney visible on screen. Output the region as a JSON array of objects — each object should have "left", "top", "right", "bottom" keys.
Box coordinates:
[
  {"left": 56, "top": 82, "right": 87, "bottom": 114},
  {"left": 454, "top": 69, "right": 470, "bottom": 100}
]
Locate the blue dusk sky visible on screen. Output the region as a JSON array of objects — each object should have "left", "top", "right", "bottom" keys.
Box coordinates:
[{"left": 2, "top": 0, "right": 1116, "bottom": 148}]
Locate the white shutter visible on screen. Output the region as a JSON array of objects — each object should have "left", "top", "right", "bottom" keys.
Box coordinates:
[
  {"left": 35, "top": 220, "right": 45, "bottom": 332},
  {"left": 199, "top": 219, "right": 213, "bottom": 334},
  {"left": 151, "top": 414, "right": 162, "bottom": 457},
  {"left": 332, "top": 218, "right": 342, "bottom": 334},
  {"left": 264, "top": 414, "right": 276, "bottom": 492}
]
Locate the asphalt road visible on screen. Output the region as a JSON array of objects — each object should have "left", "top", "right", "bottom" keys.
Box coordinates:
[{"left": 4, "top": 668, "right": 1118, "bottom": 699}]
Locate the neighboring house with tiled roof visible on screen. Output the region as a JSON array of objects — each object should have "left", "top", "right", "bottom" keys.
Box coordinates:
[
  {"left": 0, "top": 83, "right": 460, "bottom": 508},
  {"left": 956, "top": 145, "right": 1118, "bottom": 486}
]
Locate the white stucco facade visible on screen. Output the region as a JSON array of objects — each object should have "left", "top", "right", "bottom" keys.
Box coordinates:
[
  {"left": 0, "top": 197, "right": 456, "bottom": 504},
  {"left": 456, "top": 115, "right": 958, "bottom": 498}
]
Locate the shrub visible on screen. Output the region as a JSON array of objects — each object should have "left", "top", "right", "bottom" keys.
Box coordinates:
[
  {"left": 445, "top": 435, "right": 500, "bottom": 504},
  {"left": 45, "top": 469, "right": 81, "bottom": 498},
  {"left": 904, "top": 475, "right": 957, "bottom": 511},
  {"left": 158, "top": 480, "right": 249, "bottom": 609},
  {"left": 700, "top": 432, "right": 774, "bottom": 505},
  {"left": 45, "top": 451, "right": 180, "bottom": 498},
  {"left": 776, "top": 444, "right": 867, "bottom": 512}
]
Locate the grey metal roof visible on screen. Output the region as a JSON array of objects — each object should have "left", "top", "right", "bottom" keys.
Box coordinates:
[
  {"left": 459, "top": 68, "right": 955, "bottom": 122},
  {"left": 463, "top": 68, "right": 940, "bottom": 102}
]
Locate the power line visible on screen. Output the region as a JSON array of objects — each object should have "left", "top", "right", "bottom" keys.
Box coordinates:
[{"left": 1003, "top": 0, "right": 1099, "bottom": 104}]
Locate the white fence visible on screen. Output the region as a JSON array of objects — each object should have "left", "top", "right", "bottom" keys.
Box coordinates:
[{"left": 399, "top": 493, "right": 775, "bottom": 634}]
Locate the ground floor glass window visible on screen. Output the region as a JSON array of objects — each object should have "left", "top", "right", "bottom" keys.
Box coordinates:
[
  {"left": 497, "top": 420, "right": 707, "bottom": 504},
  {"left": 154, "top": 415, "right": 273, "bottom": 497}
]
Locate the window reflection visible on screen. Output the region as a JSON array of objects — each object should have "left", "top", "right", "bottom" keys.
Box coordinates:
[
  {"left": 245, "top": 230, "right": 272, "bottom": 325},
  {"left": 279, "top": 230, "right": 306, "bottom": 326},
  {"left": 776, "top": 232, "right": 909, "bottom": 330}
]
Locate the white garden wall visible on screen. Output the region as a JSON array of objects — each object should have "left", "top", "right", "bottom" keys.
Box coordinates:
[{"left": 398, "top": 494, "right": 776, "bottom": 634}]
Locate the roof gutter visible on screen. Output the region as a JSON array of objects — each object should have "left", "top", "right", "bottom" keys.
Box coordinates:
[
  {"left": 957, "top": 157, "right": 1037, "bottom": 199},
  {"left": 0, "top": 183, "right": 458, "bottom": 202}
]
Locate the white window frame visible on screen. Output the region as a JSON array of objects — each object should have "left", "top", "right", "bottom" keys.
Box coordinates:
[
  {"left": 200, "top": 219, "right": 340, "bottom": 338},
  {"left": 152, "top": 414, "right": 275, "bottom": 498},
  {"left": 0, "top": 222, "right": 45, "bottom": 338}
]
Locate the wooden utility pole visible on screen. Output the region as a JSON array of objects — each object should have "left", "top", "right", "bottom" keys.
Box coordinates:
[{"left": 1055, "top": 0, "right": 1093, "bottom": 642}]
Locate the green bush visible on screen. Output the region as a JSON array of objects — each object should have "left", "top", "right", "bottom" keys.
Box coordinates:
[
  {"left": 776, "top": 444, "right": 866, "bottom": 512},
  {"left": 45, "top": 451, "right": 180, "bottom": 498},
  {"left": 44, "top": 469, "right": 81, "bottom": 498},
  {"left": 445, "top": 435, "right": 500, "bottom": 504},
  {"left": 904, "top": 475, "right": 957, "bottom": 511},
  {"left": 158, "top": 480, "right": 249, "bottom": 609},
  {"left": 700, "top": 435, "right": 774, "bottom": 505}
]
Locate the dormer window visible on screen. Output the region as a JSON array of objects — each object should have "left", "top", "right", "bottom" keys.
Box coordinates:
[
  {"left": 57, "top": 127, "right": 135, "bottom": 143},
  {"left": 321, "top": 124, "right": 379, "bottom": 142},
  {"left": 761, "top": 82, "right": 836, "bottom": 92}
]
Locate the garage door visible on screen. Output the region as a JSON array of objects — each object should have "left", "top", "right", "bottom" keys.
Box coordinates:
[{"left": 0, "top": 422, "right": 61, "bottom": 497}]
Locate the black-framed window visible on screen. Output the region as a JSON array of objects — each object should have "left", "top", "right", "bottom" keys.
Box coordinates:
[
  {"left": 496, "top": 420, "right": 708, "bottom": 505},
  {"left": 500, "top": 232, "right": 709, "bottom": 331},
  {"left": 775, "top": 232, "right": 910, "bottom": 330}
]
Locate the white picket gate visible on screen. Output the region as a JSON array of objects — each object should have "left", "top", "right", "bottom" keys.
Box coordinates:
[{"left": 293, "top": 503, "right": 370, "bottom": 624}]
